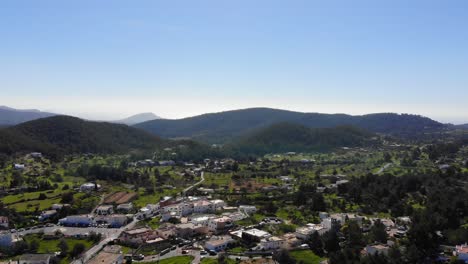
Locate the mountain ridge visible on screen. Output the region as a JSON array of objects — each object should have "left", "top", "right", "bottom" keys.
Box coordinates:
[
  {"left": 134, "top": 107, "right": 446, "bottom": 143},
  {"left": 0, "top": 106, "right": 56, "bottom": 125}
]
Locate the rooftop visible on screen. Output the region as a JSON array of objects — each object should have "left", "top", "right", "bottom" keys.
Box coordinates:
[
  {"left": 124, "top": 228, "right": 151, "bottom": 235},
  {"left": 243, "top": 228, "right": 270, "bottom": 238}
]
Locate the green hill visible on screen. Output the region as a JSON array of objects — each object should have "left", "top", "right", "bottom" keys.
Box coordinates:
[
  {"left": 227, "top": 122, "right": 378, "bottom": 155},
  {"left": 135, "top": 107, "right": 445, "bottom": 143},
  {"left": 0, "top": 116, "right": 165, "bottom": 157}
]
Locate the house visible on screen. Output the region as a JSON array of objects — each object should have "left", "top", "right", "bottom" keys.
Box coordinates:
[
  {"left": 155, "top": 226, "right": 177, "bottom": 240},
  {"left": 116, "top": 203, "right": 134, "bottom": 213},
  {"left": 0, "top": 216, "right": 9, "bottom": 228},
  {"left": 79, "top": 182, "right": 101, "bottom": 192},
  {"left": 365, "top": 244, "right": 390, "bottom": 256},
  {"left": 175, "top": 223, "right": 197, "bottom": 238},
  {"left": 193, "top": 200, "right": 214, "bottom": 214},
  {"left": 88, "top": 245, "right": 123, "bottom": 264},
  {"left": 30, "top": 152, "right": 43, "bottom": 158},
  {"left": 39, "top": 210, "right": 57, "bottom": 222},
  {"left": 0, "top": 232, "right": 22, "bottom": 247},
  {"left": 51, "top": 204, "right": 70, "bottom": 210},
  {"left": 455, "top": 243, "right": 468, "bottom": 262},
  {"left": 120, "top": 228, "right": 158, "bottom": 245},
  {"left": 211, "top": 200, "right": 226, "bottom": 210},
  {"left": 14, "top": 164, "right": 25, "bottom": 170},
  {"left": 18, "top": 254, "right": 54, "bottom": 264},
  {"left": 208, "top": 216, "right": 233, "bottom": 234},
  {"left": 96, "top": 214, "right": 128, "bottom": 228},
  {"left": 279, "top": 176, "right": 294, "bottom": 183},
  {"left": 242, "top": 229, "right": 271, "bottom": 243},
  {"left": 239, "top": 205, "right": 257, "bottom": 215},
  {"left": 295, "top": 224, "right": 328, "bottom": 240},
  {"left": 190, "top": 215, "right": 213, "bottom": 226},
  {"left": 205, "top": 236, "right": 234, "bottom": 252},
  {"left": 59, "top": 215, "right": 94, "bottom": 227},
  {"left": 96, "top": 205, "right": 114, "bottom": 215},
  {"left": 257, "top": 236, "right": 287, "bottom": 250}
]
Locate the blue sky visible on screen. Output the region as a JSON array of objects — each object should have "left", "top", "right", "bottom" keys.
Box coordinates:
[{"left": 1, "top": 0, "right": 467, "bottom": 123}]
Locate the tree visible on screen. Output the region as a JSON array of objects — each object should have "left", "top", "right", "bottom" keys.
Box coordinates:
[
  {"left": 368, "top": 220, "right": 388, "bottom": 244},
  {"left": 60, "top": 192, "right": 74, "bottom": 203},
  {"left": 28, "top": 239, "right": 39, "bottom": 253},
  {"left": 38, "top": 193, "right": 47, "bottom": 200},
  {"left": 70, "top": 243, "right": 85, "bottom": 258},
  {"left": 322, "top": 230, "right": 340, "bottom": 253},
  {"left": 344, "top": 220, "right": 363, "bottom": 248},
  {"left": 273, "top": 249, "right": 296, "bottom": 264},
  {"left": 58, "top": 239, "right": 69, "bottom": 256},
  {"left": 308, "top": 231, "right": 324, "bottom": 256}
]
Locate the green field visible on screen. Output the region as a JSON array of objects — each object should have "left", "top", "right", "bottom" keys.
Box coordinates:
[
  {"left": 290, "top": 250, "right": 324, "bottom": 264},
  {"left": 141, "top": 256, "right": 194, "bottom": 264}
]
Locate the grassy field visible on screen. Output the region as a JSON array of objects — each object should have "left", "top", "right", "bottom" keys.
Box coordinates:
[
  {"left": 200, "top": 258, "right": 236, "bottom": 264},
  {"left": 24, "top": 234, "right": 95, "bottom": 264},
  {"left": 290, "top": 250, "right": 324, "bottom": 264},
  {"left": 141, "top": 256, "right": 194, "bottom": 264}
]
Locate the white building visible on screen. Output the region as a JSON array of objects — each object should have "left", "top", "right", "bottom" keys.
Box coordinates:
[
  {"left": 96, "top": 205, "right": 114, "bottom": 215},
  {"left": 258, "top": 236, "right": 287, "bottom": 250},
  {"left": 239, "top": 205, "right": 257, "bottom": 215},
  {"left": 79, "top": 182, "right": 101, "bottom": 192},
  {"left": 205, "top": 236, "right": 234, "bottom": 252},
  {"left": 39, "top": 210, "right": 57, "bottom": 222},
  {"left": 208, "top": 216, "right": 233, "bottom": 233},
  {"left": 14, "top": 164, "right": 25, "bottom": 170},
  {"left": 193, "top": 200, "right": 214, "bottom": 214},
  {"left": 295, "top": 224, "right": 328, "bottom": 240},
  {"left": 59, "top": 215, "right": 94, "bottom": 227}
]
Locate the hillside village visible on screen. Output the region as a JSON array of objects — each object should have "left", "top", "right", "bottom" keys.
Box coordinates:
[{"left": 0, "top": 141, "right": 466, "bottom": 264}]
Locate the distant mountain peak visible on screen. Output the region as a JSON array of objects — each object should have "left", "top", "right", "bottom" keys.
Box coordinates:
[
  {"left": 114, "top": 112, "right": 161, "bottom": 125},
  {"left": 0, "top": 106, "right": 56, "bottom": 125}
]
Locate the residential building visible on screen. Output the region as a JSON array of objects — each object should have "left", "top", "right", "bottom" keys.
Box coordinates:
[
  {"left": 208, "top": 216, "right": 233, "bottom": 234},
  {"left": 79, "top": 182, "right": 100, "bottom": 192},
  {"left": 242, "top": 228, "right": 271, "bottom": 243},
  {"left": 258, "top": 236, "right": 287, "bottom": 250},
  {"left": 59, "top": 215, "right": 94, "bottom": 227},
  {"left": 155, "top": 226, "right": 177, "bottom": 239},
  {"left": 116, "top": 203, "right": 134, "bottom": 213},
  {"left": 239, "top": 205, "right": 257, "bottom": 215},
  {"left": 365, "top": 244, "right": 390, "bottom": 256},
  {"left": 120, "top": 228, "right": 158, "bottom": 245},
  {"left": 205, "top": 236, "right": 234, "bottom": 252},
  {"left": 193, "top": 200, "right": 214, "bottom": 214},
  {"left": 39, "top": 210, "right": 57, "bottom": 222},
  {"left": 14, "top": 164, "right": 25, "bottom": 170},
  {"left": 96, "top": 214, "right": 128, "bottom": 228},
  {"left": 96, "top": 205, "right": 114, "bottom": 215},
  {"left": 295, "top": 224, "right": 328, "bottom": 240},
  {"left": 18, "top": 254, "right": 53, "bottom": 264}
]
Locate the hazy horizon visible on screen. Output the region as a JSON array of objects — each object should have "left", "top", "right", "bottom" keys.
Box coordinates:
[
  {"left": 1, "top": 1, "right": 468, "bottom": 124},
  {"left": 1, "top": 102, "right": 466, "bottom": 125}
]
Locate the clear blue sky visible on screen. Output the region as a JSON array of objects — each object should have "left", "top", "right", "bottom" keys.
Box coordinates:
[{"left": 1, "top": 0, "right": 467, "bottom": 123}]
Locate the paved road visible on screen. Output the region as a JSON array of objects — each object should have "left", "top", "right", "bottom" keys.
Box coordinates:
[
  {"left": 70, "top": 217, "right": 139, "bottom": 264},
  {"left": 183, "top": 172, "right": 205, "bottom": 195}
]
